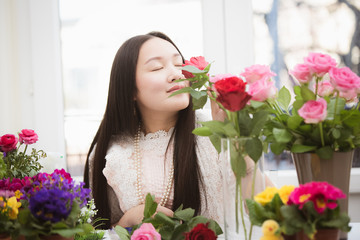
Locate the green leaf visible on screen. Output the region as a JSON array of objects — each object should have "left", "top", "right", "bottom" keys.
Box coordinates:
[
  {"left": 222, "top": 122, "right": 238, "bottom": 138},
  {"left": 245, "top": 199, "right": 268, "bottom": 226},
  {"left": 291, "top": 144, "right": 317, "bottom": 153},
  {"left": 238, "top": 111, "right": 251, "bottom": 136},
  {"left": 316, "top": 146, "right": 333, "bottom": 159},
  {"left": 270, "top": 142, "right": 287, "bottom": 155},
  {"left": 52, "top": 227, "right": 84, "bottom": 238},
  {"left": 250, "top": 110, "right": 269, "bottom": 136},
  {"left": 200, "top": 121, "right": 227, "bottom": 136},
  {"left": 250, "top": 100, "right": 265, "bottom": 109},
  {"left": 287, "top": 115, "right": 303, "bottom": 130},
  {"left": 192, "top": 127, "right": 212, "bottom": 136},
  {"left": 332, "top": 128, "right": 341, "bottom": 139},
  {"left": 144, "top": 194, "right": 157, "bottom": 218},
  {"left": 278, "top": 86, "right": 291, "bottom": 111},
  {"left": 245, "top": 138, "right": 263, "bottom": 162},
  {"left": 182, "top": 65, "right": 206, "bottom": 74},
  {"left": 190, "top": 89, "right": 207, "bottom": 100},
  {"left": 273, "top": 128, "right": 292, "bottom": 143},
  {"left": 209, "top": 135, "right": 221, "bottom": 153},
  {"left": 230, "top": 148, "right": 247, "bottom": 178},
  {"left": 169, "top": 87, "right": 192, "bottom": 97},
  {"left": 292, "top": 100, "right": 304, "bottom": 115},
  {"left": 300, "top": 85, "right": 316, "bottom": 101},
  {"left": 294, "top": 86, "right": 301, "bottom": 97},
  {"left": 174, "top": 208, "right": 195, "bottom": 222},
  {"left": 171, "top": 224, "right": 189, "bottom": 240},
  {"left": 154, "top": 212, "right": 176, "bottom": 227},
  {"left": 192, "top": 95, "right": 208, "bottom": 110}
]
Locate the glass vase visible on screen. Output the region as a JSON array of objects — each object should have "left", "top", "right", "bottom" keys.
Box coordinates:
[{"left": 220, "top": 137, "right": 267, "bottom": 240}]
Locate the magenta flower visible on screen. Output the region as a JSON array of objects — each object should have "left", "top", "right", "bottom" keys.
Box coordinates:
[
  {"left": 288, "top": 181, "right": 346, "bottom": 214},
  {"left": 18, "top": 129, "right": 38, "bottom": 145},
  {"left": 0, "top": 134, "right": 18, "bottom": 153}
]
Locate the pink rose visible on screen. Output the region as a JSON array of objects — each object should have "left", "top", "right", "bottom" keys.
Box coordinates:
[
  {"left": 303, "top": 52, "right": 337, "bottom": 77},
  {"left": 210, "top": 73, "right": 238, "bottom": 83},
  {"left": 18, "top": 129, "right": 38, "bottom": 145},
  {"left": 290, "top": 63, "right": 312, "bottom": 84},
  {"left": 0, "top": 134, "right": 18, "bottom": 153},
  {"left": 317, "top": 80, "right": 334, "bottom": 97},
  {"left": 298, "top": 98, "right": 327, "bottom": 124},
  {"left": 182, "top": 56, "right": 209, "bottom": 79},
  {"left": 247, "top": 78, "right": 277, "bottom": 102},
  {"left": 240, "top": 64, "right": 276, "bottom": 84},
  {"left": 131, "top": 223, "right": 161, "bottom": 240},
  {"left": 338, "top": 90, "right": 359, "bottom": 103},
  {"left": 329, "top": 66, "right": 360, "bottom": 93}
]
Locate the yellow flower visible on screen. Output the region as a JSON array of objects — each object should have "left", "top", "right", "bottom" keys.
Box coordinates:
[
  {"left": 260, "top": 219, "right": 284, "bottom": 240},
  {"left": 278, "top": 185, "right": 295, "bottom": 204},
  {"left": 6, "top": 196, "right": 22, "bottom": 219},
  {"left": 14, "top": 190, "right": 22, "bottom": 199},
  {"left": 255, "top": 187, "right": 278, "bottom": 206}
]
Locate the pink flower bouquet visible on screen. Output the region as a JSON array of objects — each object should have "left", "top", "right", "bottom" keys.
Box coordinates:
[
  {"left": 0, "top": 129, "right": 46, "bottom": 179},
  {"left": 249, "top": 52, "right": 360, "bottom": 159}
]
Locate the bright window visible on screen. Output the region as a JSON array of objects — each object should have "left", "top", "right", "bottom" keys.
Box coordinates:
[{"left": 59, "top": 0, "right": 203, "bottom": 176}]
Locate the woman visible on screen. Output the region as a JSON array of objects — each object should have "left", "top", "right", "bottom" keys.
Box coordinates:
[{"left": 84, "top": 31, "right": 265, "bottom": 230}]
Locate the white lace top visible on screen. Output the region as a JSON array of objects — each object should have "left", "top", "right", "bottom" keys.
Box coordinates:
[{"left": 102, "top": 112, "right": 223, "bottom": 222}]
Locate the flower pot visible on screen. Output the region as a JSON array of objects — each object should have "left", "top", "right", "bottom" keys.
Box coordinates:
[
  {"left": 292, "top": 150, "right": 354, "bottom": 240},
  {"left": 297, "top": 228, "right": 340, "bottom": 240},
  {"left": 221, "top": 137, "right": 266, "bottom": 240},
  {"left": 40, "top": 235, "right": 74, "bottom": 240}
]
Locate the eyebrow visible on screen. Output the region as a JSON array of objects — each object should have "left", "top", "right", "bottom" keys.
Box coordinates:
[{"left": 144, "top": 53, "right": 181, "bottom": 65}]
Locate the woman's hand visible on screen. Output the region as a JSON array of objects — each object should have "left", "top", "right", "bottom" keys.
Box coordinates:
[
  {"left": 209, "top": 91, "right": 226, "bottom": 121},
  {"left": 117, "top": 204, "right": 174, "bottom": 227}
]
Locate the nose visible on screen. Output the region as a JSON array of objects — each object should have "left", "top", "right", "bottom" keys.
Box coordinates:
[{"left": 167, "top": 68, "right": 184, "bottom": 83}]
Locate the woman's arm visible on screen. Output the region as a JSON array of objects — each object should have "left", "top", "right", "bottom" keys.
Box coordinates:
[{"left": 116, "top": 204, "right": 174, "bottom": 228}]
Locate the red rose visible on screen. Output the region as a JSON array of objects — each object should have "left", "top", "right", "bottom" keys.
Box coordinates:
[
  {"left": 214, "top": 76, "right": 252, "bottom": 112},
  {"left": 18, "top": 129, "right": 38, "bottom": 145},
  {"left": 182, "top": 56, "right": 209, "bottom": 78},
  {"left": 184, "top": 223, "right": 217, "bottom": 240},
  {"left": 0, "top": 134, "right": 18, "bottom": 153}
]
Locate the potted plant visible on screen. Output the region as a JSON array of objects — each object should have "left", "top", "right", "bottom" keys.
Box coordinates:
[{"left": 246, "top": 182, "right": 351, "bottom": 240}]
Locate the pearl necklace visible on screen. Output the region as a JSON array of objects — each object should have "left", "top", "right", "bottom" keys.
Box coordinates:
[{"left": 134, "top": 125, "right": 174, "bottom": 206}]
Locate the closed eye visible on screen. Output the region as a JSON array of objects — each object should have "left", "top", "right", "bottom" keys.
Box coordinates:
[{"left": 151, "top": 67, "right": 163, "bottom": 71}]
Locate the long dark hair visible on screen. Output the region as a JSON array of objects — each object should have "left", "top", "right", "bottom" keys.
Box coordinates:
[{"left": 84, "top": 31, "right": 204, "bottom": 229}]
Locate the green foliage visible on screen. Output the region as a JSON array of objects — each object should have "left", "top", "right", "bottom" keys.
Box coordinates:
[
  {"left": 115, "top": 193, "right": 223, "bottom": 240},
  {"left": 280, "top": 201, "right": 351, "bottom": 238},
  {"left": 1, "top": 145, "right": 46, "bottom": 179},
  {"left": 264, "top": 84, "right": 360, "bottom": 160},
  {"left": 18, "top": 201, "right": 94, "bottom": 240}
]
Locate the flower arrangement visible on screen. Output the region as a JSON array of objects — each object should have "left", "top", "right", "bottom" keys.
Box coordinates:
[
  {"left": 261, "top": 52, "right": 360, "bottom": 159},
  {"left": 0, "top": 169, "right": 94, "bottom": 239},
  {"left": 172, "top": 56, "right": 272, "bottom": 239},
  {"left": 0, "top": 129, "right": 46, "bottom": 179},
  {"left": 115, "top": 193, "right": 222, "bottom": 240},
  {"left": 246, "top": 182, "right": 351, "bottom": 239}
]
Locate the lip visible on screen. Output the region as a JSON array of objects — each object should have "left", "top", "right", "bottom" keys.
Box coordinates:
[{"left": 167, "top": 85, "right": 185, "bottom": 93}]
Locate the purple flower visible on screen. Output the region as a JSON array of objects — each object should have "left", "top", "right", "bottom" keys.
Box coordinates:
[{"left": 29, "top": 188, "right": 73, "bottom": 223}]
